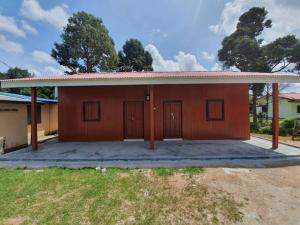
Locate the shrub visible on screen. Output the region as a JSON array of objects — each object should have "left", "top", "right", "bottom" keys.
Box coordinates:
[
  {"left": 250, "top": 122, "right": 261, "bottom": 132},
  {"left": 279, "top": 128, "right": 288, "bottom": 136},
  {"left": 258, "top": 126, "right": 272, "bottom": 135},
  {"left": 280, "top": 118, "right": 295, "bottom": 136}
]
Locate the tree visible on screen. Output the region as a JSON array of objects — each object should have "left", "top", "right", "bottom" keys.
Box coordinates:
[
  {"left": 0, "top": 72, "right": 5, "bottom": 80},
  {"left": 20, "top": 87, "right": 55, "bottom": 99},
  {"left": 218, "top": 7, "right": 300, "bottom": 129},
  {"left": 52, "top": 11, "right": 118, "bottom": 74},
  {"left": 1, "top": 67, "right": 33, "bottom": 94},
  {"left": 0, "top": 67, "right": 55, "bottom": 99},
  {"left": 118, "top": 39, "right": 153, "bottom": 72}
]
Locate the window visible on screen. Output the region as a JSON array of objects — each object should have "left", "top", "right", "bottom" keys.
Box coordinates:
[
  {"left": 27, "top": 105, "right": 42, "bottom": 124},
  {"left": 206, "top": 99, "right": 224, "bottom": 121},
  {"left": 297, "top": 105, "right": 300, "bottom": 114},
  {"left": 83, "top": 101, "right": 100, "bottom": 121}
]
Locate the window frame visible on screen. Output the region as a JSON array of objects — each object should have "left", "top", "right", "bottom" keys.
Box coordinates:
[
  {"left": 206, "top": 99, "right": 225, "bottom": 121},
  {"left": 83, "top": 101, "right": 101, "bottom": 122}
]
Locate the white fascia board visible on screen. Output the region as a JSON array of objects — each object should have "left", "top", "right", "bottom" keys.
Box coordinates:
[{"left": 1, "top": 77, "right": 300, "bottom": 88}]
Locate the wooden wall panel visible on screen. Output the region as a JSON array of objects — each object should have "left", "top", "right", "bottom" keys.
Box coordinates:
[{"left": 58, "top": 84, "right": 250, "bottom": 141}]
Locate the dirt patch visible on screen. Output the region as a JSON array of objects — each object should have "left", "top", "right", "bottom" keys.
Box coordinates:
[
  {"left": 201, "top": 167, "right": 300, "bottom": 225},
  {"left": 4, "top": 216, "right": 30, "bottom": 225}
]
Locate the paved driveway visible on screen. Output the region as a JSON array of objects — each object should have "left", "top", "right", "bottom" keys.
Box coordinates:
[{"left": 1, "top": 137, "right": 300, "bottom": 168}]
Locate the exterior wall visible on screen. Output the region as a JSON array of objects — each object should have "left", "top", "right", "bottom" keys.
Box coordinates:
[
  {"left": 27, "top": 103, "right": 58, "bottom": 138},
  {"left": 267, "top": 97, "right": 300, "bottom": 119},
  {"left": 0, "top": 103, "right": 28, "bottom": 150},
  {"left": 58, "top": 84, "right": 250, "bottom": 141}
]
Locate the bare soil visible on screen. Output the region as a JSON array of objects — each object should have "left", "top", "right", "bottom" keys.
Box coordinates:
[{"left": 203, "top": 166, "right": 300, "bottom": 225}]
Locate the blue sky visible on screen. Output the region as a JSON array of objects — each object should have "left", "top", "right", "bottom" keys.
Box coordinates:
[{"left": 0, "top": 0, "right": 300, "bottom": 91}]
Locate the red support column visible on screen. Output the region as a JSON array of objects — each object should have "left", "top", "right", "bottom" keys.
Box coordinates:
[
  {"left": 272, "top": 83, "right": 279, "bottom": 149},
  {"left": 149, "top": 85, "right": 155, "bottom": 150},
  {"left": 31, "top": 87, "right": 38, "bottom": 151}
]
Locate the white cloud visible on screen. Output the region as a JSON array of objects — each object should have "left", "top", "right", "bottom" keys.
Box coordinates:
[
  {"left": 20, "top": 0, "right": 69, "bottom": 29},
  {"left": 25, "top": 65, "right": 41, "bottom": 76},
  {"left": 145, "top": 44, "right": 206, "bottom": 71},
  {"left": 201, "top": 51, "right": 215, "bottom": 62},
  {"left": 209, "top": 0, "right": 300, "bottom": 43},
  {"left": 211, "top": 63, "right": 222, "bottom": 71},
  {"left": 25, "top": 65, "right": 67, "bottom": 76},
  {"left": 21, "top": 20, "right": 38, "bottom": 35},
  {"left": 0, "top": 35, "right": 24, "bottom": 55},
  {"left": 0, "top": 14, "right": 25, "bottom": 37},
  {"left": 32, "top": 50, "right": 55, "bottom": 64},
  {"left": 43, "top": 66, "right": 66, "bottom": 75}
]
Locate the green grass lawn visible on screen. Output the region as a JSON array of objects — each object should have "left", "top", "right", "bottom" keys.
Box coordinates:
[{"left": 0, "top": 168, "right": 243, "bottom": 225}]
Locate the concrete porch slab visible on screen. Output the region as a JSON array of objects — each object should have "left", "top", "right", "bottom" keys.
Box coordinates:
[{"left": 0, "top": 137, "right": 300, "bottom": 168}]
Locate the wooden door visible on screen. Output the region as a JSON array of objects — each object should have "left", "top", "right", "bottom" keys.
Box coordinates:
[
  {"left": 163, "top": 101, "right": 182, "bottom": 138},
  {"left": 124, "top": 101, "right": 144, "bottom": 139}
]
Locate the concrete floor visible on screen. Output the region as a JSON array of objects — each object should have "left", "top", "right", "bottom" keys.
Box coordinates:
[{"left": 1, "top": 137, "right": 300, "bottom": 168}]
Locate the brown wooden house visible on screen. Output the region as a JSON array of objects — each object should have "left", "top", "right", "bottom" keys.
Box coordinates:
[{"left": 1, "top": 71, "right": 299, "bottom": 150}]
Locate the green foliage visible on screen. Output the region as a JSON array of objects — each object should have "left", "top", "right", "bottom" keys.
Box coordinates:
[
  {"left": 52, "top": 11, "right": 118, "bottom": 74},
  {"left": 0, "top": 67, "right": 33, "bottom": 95},
  {"left": 236, "top": 7, "right": 272, "bottom": 38},
  {"left": 279, "top": 127, "right": 288, "bottom": 136},
  {"left": 181, "top": 167, "right": 205, "bottom": 176},
  {"left": 118, "top": 39, "right": 153, "bottom": 72},
  {"left": 154, "top": 167, "right": 205, "bottom": 177},
  {"left": 262, "top": 35, "right": 300, "bottom": 73},
  {"left": 258, "top": 125, "right": 272, "bottom": 135},
  {"left": 250, "top": 122, "right": 260, "bottom": 133},
  {"left": 20, "top": 87, "right": 55, "bottom": 99},
  {"left": 218, "top": 7, "right": 272, "bottom": 72},
  {"left": 154, "top": 168, "right": 176, "bottom": 176},
  {"left": 0, "top": 67, "right": 54, "bottom": 99},
  {"left": 279, "top": 118, "right": 294, "bottom": 136},
  {"left": 0, "top": 168, "right": 244, "bottom": 225},
  {"left": 0, "top": 72, "right": 5, "bottom": 80},
  {"left": 218, "top": 7, "right": 300, "bottom": 128}
]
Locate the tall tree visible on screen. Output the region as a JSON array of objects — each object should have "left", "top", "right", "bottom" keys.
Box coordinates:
[
  {"left": 118, "top": 39, "right": 153, "bottom": 72},
  {"left": 52, "top": 11, "right": 118, "bottom": 74},
  {"left": 218, "top": 7, "right": 300, "bottom": 129}
]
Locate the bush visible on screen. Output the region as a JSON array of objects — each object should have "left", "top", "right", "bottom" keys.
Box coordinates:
[
  {"left": 250, "top": 122, "right": 261, "bottom": 133},
  {"left": 279, "top": 128, "right": 288, "bottom": 136},
  {"left": 280, "top": 118, "right": 295, "bottom": 136},
  {"left": 258, "top": 126, "right": 272, "bottom": 135}
]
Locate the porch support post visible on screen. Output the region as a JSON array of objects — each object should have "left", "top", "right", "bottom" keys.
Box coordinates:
[
  {"left": 272, "top": 83, "right": 279, "bottom": 149},
  {"left": 149, "top": 85, "right": 155, "bottom": 150},
  {"left": 31, "top": 87, "right": 38, "bottom": 151}
]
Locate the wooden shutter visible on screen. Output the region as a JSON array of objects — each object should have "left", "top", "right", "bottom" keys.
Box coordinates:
[
  {"left": 83, "top": 102, "right": 100, "bottom": 121},
  {"left": 206, "top": 100, "right": 224, "bottom": 121}
]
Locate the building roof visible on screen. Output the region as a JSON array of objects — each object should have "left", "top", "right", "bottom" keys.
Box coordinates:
[
  {"left": 0, "top": 92, "right": 57, "bottom": 104},
  {"left": 280, "top": 93, "right": 300, "bottom": 102},
  {"left": 1, "top": 71, "right": 300, "bottom": 88}
]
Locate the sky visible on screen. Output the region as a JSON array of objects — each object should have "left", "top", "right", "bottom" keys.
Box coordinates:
[{"left": 0, "top": 0, "right": 300, "bottom": 90}]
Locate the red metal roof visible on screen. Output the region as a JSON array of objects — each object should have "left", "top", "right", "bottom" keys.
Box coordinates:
[
  {"left": 280, "top": 93, "right": 300, "bottom": 101},
  {"left": 1, "top": 71, "right": 297, "bottom": 82},
  {"left": 1, "top": 71, "right": 300, "bottom": 88}
]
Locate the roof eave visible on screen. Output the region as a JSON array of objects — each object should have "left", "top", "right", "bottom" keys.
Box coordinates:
[{"left": 2, "top": 76, "right": 300, "bottom": 88}]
